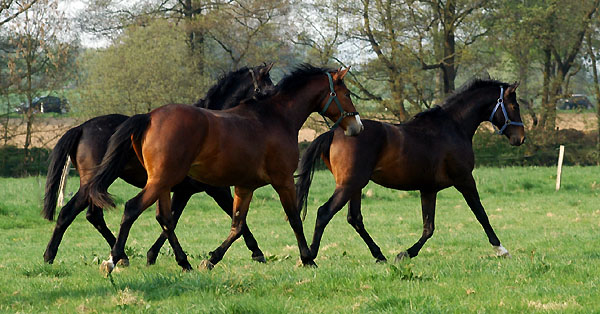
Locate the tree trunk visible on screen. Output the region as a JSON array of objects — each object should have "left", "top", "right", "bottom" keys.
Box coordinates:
[
  {"left": 587, "top": 32, "right": 600, "bottom": 164},
  {"left": 389, "top": 72, "right": 409, "bottom": 121},
  {"left": 539, "top": 48, "right": 553, "bottom": 130},
  {"left": 183, "top": 0, "right": 204, "bottom": 76},
  {"left": 441, "top": 0, "right": 456, "bottom": 95}
]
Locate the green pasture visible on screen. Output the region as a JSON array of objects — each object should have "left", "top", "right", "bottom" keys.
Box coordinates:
[{"left": 0, "top": 166, "right": 599, "bottom": 313}]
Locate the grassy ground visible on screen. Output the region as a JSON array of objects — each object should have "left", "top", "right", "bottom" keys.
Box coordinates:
[{"left": 0, "top": 166, "right": 599, "bottom": 313}]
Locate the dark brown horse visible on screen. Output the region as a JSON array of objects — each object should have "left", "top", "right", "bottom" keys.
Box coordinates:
[
  {"left": 296, "top": 79, "right": 525, "bottom": 263},
  {"left": 42, "top": 64, "right": 274, "bottom": 265},
  {"left": 86, "top": 64, "right": 364, "bottom": 273}
]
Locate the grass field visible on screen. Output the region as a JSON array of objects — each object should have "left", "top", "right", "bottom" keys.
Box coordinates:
[{"left": 0, "top": 166, "right": 599, "bottom": 313}]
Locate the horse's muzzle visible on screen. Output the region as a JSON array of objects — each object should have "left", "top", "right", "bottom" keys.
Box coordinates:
[
  {"left": 344, "top": 114, "right": 364, "bottom": 136},
  {"left": 509, "top": 134, "right": 525, "bottom": 146}
]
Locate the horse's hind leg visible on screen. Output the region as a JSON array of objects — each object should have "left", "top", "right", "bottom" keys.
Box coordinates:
[
  {"left": 397, "top": 191, "right": 437, "bottom": 261},
  {"left": 146, "top": 189, "right": 193, "bottom": 266},
  {"left": 346, "top": 191, "right": 387, "bottom": 262},
  {"left": 155, "top": 191, "right": 192, "bottom": 271},
  {"left": 204, "top": 185, "right": 265, "bottom": 263},
  {"left": 455, "top": 175, "right": 509, "bottom": 257},
  {"left": 101, "top": 184, "right": 162, "bottom": 273},
  {"left": 43, "top": 190, "right": 88, "bottom": 263},
  {"left": 85, "top": 205, "right": 129, "bottom": 266}
]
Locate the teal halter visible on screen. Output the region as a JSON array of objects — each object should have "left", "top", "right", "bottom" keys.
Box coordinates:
[{"left": 319, "top": 72, "right": 359, "bottom": 129}]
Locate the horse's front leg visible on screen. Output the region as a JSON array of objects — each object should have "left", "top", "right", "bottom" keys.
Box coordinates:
[
  {"left": 273, "top": 179, "right": 315, "bottom": 267},
  {"left": 204, "top": 185, "right": 265, "bottom": 263},
  {"left": 202, "top": 187, "right": 254, "bottom": 269},
  {"left": 455, "top": 175, "right": 510, "bottom": 257},
  {"left": 397, "top": 190, "right": 437, "bottom": 261}
]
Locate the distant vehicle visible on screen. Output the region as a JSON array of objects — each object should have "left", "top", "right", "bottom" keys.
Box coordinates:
[
  {"left": 556, "top": 94, "right": 593, "bottom": 110},
  {"left": 15, "top": 96, "right": 69, "bottom": 114}
]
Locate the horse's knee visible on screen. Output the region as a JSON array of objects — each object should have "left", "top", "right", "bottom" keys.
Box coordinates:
[
  {"left": 85, "top": 209, "right": 101, "bottom": 224},
  {"left": 423, "top": 226, "right": 434, "bottom": 239},
  {"left": 346, "top": 214, "right": 364, "bottom": 228}
]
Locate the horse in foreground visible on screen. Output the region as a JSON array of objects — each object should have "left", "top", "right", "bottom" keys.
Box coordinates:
[
  {"left": 86, "top": 64, "right": 364, "bottom": 273},
  {"left": 296, "top": 79, "right": 525, "bottom": 262},
  {"left": 42, "top": 64, "right": 274, "bottom": 265}
]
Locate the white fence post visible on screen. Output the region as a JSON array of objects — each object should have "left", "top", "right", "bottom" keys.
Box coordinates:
[{"left": 556, "top": 145, "right": 565, "bottom": 191}]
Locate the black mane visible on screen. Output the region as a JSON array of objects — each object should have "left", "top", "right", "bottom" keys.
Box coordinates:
[
  {"left": 409, "top": 79, "right": 509, "bottom": 122},
  {"left": 442, "top": 78, "right": 508, "bottom": 109},
  {"left": 242, "top": 63, "right": 334, "bottom": 108},
  {"left": 276, "top": 64, "right": 335, "bottom": 94},
  {"left": 193, "top": 66, "right": 252, "bottom": 109}
]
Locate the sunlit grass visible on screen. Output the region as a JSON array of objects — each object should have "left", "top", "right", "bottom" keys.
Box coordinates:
[{"left": 0, "top": 166, "right": 599, "bottom": 312}]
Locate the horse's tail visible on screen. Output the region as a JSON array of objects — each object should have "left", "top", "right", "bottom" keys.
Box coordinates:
[
  {"left": 85, "top": 114, "right": 150, "bottom": 209},
  {"left": 295, "top": 130, "right": 335, "bottom": 220},
  {"left": 42, "top": 126, "right": 82, "bottom": 220}
]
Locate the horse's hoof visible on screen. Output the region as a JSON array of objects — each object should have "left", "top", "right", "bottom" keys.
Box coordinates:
[
  {"left": 302, "top": 260, "right": 318, "bottom": 268},
  {"left": 198, "top": 260, "right": 215, "bottom": 271},
  {"left": 375, "top": 257, "right": 387, "bottom": 264},
  {"left": 117, "top": 258, "right": 129, "bottom": 267},
  {"left": 100, "top": 260, "right": 114, "bottom": 276},
  {"left": 182, "top": 264, "right": 194, "bottom": 272},
  {"left": 493, "top": 245, "right": 511, "bottom": 258},
  {"left": 252, "top": 255, "right": 266, "bottom": 263},
  {"left": 146, "top": 252, "right": 158, "bottom": 266},
  {"left": 394, "top": 251, "right": 410, "bottom": 263}
]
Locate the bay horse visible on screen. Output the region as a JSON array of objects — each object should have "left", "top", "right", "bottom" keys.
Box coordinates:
[
  {"left": 296, "top": 79, "right": 525, "bottom": 263},
  {"left": 86, "top": 64, "right": 364, "bottom": 273},
  {"left": 42, "top": 64, "right": 274, "bottom": 266}
]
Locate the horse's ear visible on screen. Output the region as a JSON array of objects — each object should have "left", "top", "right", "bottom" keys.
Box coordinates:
[
  {"left": 260, "top": 62, "right": 274, "bottom": 76},
  {"left": 335, "top": 66, "right": 351, "bottom": 81},
  {"left": 506, "top": 81, "right": 520, "bottom": 94}
]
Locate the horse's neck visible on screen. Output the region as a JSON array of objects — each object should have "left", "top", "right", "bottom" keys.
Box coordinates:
[
  {"left": 273, "top": 89, "right": 322, "bottom": 134},
  {"left": 199, "top": 78, "right": 249, "bottom": 110},
  {"left": 444, "top": 87, "right": 498, "bottom": 139}
]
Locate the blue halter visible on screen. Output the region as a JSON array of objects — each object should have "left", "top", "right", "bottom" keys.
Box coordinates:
[
  {"left": 489, "top": 86, "right": 524, "bottom": 135},
  {"left": 319, "top": 72, "right": 359, "bottom": 129}
]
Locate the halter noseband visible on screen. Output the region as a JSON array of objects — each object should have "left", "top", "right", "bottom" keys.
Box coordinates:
[
  {"left": 489, "top": 86, "right": 523, "bottom": 135},
  {"left": 318, "top": 72, "right": 359, "bottom": 129}
]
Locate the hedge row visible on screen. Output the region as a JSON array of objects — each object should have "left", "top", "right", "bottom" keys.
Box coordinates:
[{"left": 0, "top": 129, "right": 598, "bottom": 177}]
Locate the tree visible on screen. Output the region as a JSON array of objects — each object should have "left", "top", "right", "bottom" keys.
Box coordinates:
[
  {"left": 413, "top": 0, "right": 491, "bottom": 98},
  {"left": 6, "top": 0, "right": 72, "bottom": 162},
  {"left": 536, "top": 0, "right": 599, "bottom": 131},
  {"left": 0, "top": 0, "right": 38, "bottom": 27},
  {"left": 586, "top": 20, "right": 600, "bottom": 163},
  {"left": 201, "top": 0, "right": 292, "bottom": 71},
  {"left": 78, "top": 18, "right": 202, "bottom": 116}
]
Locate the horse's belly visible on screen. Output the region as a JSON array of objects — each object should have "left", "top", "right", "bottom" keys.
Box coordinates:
[
  {"left": 187, "top": 159, "right": 269, "bottom": 187},
  {"left": 371, "top": 165, "right": 451, "bottom": 191}
]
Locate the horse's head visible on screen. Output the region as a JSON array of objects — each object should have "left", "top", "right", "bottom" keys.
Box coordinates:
[
  {"left": 318, "top": 67, "right": 364, "bottom": 136},
  {"left": 489, "top": 82, "right": 525, "bottom": 146},
  {"left": 198, "top": 63, "right": 275, "bottom": 110},
  {"left": 248, "top": 62, "right": 275, "bottom": 97}
]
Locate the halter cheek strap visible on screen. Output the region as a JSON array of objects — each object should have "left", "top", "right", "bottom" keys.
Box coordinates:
[
  {"left": 489, "top": 86, "right": 524, "bottom": 135},
  {"left": 249, "top": 68, "right": 260, "bottom": 93},
  {"left": 319, "top": 72, "right": 359, "bottom": 129}
]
